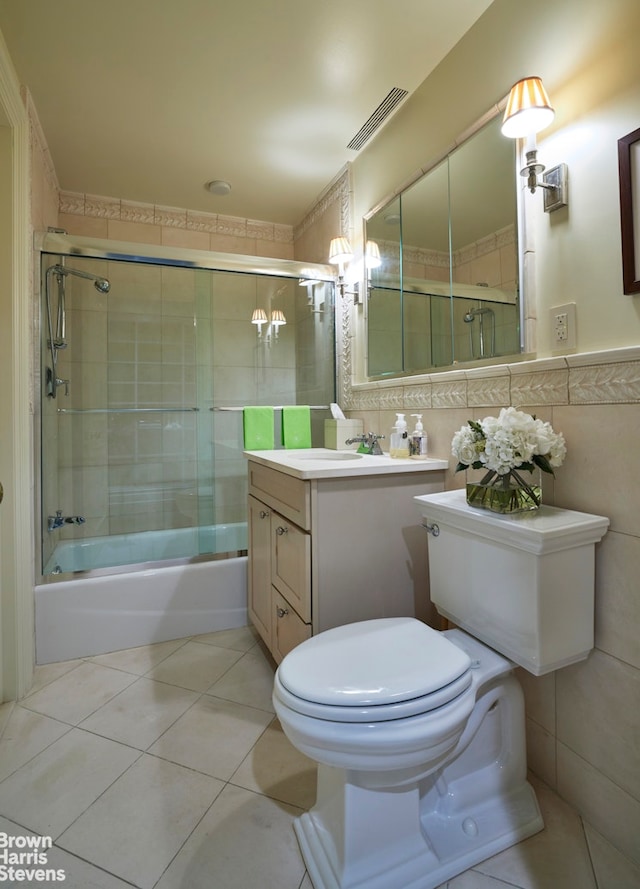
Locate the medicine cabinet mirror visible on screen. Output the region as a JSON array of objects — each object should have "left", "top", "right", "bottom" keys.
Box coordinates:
[{"left": 365, "top": 113, "right": 521, "bottom": 377}]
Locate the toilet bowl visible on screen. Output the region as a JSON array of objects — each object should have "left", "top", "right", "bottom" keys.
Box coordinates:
[
  {"left": 272, "top": 491, "right": 609, "bottom": 889},
  {"left": 274, "top": 618, "right": 542, "bottom": 889}
]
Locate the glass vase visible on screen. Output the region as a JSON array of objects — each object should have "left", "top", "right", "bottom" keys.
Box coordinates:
[{"left": 465, "top": 468, "right": 542, "bottom": 515}]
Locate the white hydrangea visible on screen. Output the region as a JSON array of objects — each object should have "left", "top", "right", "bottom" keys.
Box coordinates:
[{"left": 451, "top": 407, "right": 566, "bottom": 476}]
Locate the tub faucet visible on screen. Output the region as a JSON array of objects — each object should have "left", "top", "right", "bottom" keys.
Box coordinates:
[
  {"left": 345, "top": 432, "right": 385, "bottom": 455},
  {"left": 48, "top": 510, "right": 86, "bottom": 531}
]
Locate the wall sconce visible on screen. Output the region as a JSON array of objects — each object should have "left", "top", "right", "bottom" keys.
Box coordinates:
[
  {"left": 251, "top": 308, "right": 268, "bottom": 336},
  {"left": 501, "top": 76, "right": 568, "bottom": 212},
  {"left": 365, "top": 240, "right": 382, "bottom": 270},
  {"left": 328, "top": 237, "right": 361, "bottom": 304},
  {"left": 271, "top": 309, "right": 287, "bottom": 338}
]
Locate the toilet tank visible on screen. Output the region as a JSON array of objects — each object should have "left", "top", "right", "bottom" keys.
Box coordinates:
[{"left": 415, "top": 491, "right": 609, "bottom": 675}]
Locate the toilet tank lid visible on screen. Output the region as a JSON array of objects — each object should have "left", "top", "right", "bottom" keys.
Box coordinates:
[
  {"left": 415, "top": 490, "right": 609, "bottom": 555},
  {"left": 277, "top": 618, "right": 471, "bottom": 707}
]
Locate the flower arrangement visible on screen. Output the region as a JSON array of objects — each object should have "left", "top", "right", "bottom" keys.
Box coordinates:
[{"left": 451, "top": 407, "right": 567, "bottom": 512}]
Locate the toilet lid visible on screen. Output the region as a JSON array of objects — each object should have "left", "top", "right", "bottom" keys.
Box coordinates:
[{"left": 277, "top": 618, "right": 471, "bottom": 708}]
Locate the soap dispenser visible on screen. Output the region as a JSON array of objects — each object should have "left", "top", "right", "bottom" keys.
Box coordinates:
[
  {"left": 409, "top": 414, "right": 428, "bottom": 459},
  {"left": 389, "top": 413, "right": 409, "bottom": 458}
]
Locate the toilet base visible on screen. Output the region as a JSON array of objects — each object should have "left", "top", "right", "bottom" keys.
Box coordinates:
[
  {"left": 292, "top": 671, "right": 544, "bottom": 889},
  {"left": 295, "top": 777, "right": 542, "bottom": 889}
]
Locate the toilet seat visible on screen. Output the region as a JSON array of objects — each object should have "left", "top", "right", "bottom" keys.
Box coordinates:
[{"left": 276, "top": 618, "right": 472, "bottom": 723}]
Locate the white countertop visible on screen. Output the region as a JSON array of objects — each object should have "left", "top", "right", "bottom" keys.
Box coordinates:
[{"left": 244, "top": 448, "right": 448, "bottom": 480}]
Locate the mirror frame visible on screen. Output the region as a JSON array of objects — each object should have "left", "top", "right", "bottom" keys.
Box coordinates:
[{"left": 362, "top": 102, "right": 526, "bottom": 381}]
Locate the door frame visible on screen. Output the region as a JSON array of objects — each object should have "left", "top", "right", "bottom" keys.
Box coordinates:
[{"left": 0, "top": 29, "right": 34, "bottom": 700}]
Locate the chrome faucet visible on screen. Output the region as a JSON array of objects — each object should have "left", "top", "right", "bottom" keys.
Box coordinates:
[
  {"left": 345, "top": 432, "right": 385, "bottom": 455},
  {"left": 47, "top": 510, "right": 86, "bottom": 531}
]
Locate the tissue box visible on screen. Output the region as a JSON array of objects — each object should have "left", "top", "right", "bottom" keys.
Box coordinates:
[{"left": 324, "top": 419, "right": 363, "bottom": 450}]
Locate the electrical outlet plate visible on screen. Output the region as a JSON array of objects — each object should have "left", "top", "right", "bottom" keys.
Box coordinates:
[
  {"left": 551, "top": 302, "right": 576, "bottom": 350},
  {"left": 543, "top": 164, "right": 568, "bottom": 212}
]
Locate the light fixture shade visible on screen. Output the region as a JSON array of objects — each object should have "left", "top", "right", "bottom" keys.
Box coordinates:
[
  {"left": 251, "top": 308, "right": 268, "bottom": 325},
  {"left": 271, "top": 309, "right": 286, "bottom": 326},
  {"left": 328, "top": 237, "right": 353, "bottom": 266},
  {"left": 365, "top": 240, "right": 382, "bottom": 270},
  {"left": 501, "top": 77, "right": 555, "bottom": 139}
]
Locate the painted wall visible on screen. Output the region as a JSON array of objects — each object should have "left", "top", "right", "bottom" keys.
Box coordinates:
[{"left": 331, "top": 0, "right": 640, "bottom": 879}]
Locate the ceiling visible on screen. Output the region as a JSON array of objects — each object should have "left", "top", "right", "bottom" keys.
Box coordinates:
[{"left": 0, "top": 0, "right": 493, "bottom": 226}]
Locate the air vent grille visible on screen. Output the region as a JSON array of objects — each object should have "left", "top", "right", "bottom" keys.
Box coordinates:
[{"left": 347, "top": 87, "right": 409, "bottom": 151}]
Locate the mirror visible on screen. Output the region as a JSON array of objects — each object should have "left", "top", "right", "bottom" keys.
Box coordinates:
[{"left": 366, "top": 114, "right": 520, "bottom": 377}]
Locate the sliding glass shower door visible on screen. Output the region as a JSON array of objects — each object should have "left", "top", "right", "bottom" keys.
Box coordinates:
[{"left": 40, "top": 249, "right": 335, "bottom": 577}]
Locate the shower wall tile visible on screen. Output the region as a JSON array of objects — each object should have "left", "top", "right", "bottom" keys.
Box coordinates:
[
  {"left": 161, "top": 266, "right": 197, "bottom": 317},
  {"left": 58, "top": 212, "right": 109, "bottom": 239},
  {"left": 59, "top": 466, "right": 109, "bottom": 519},
  {"left": 162, "top": 226, "right": 210, "bottom": 252},
  {"left": 57, "top": 415, "right": 108, "bottom": 468},
  {"left": 64, "top": 309, "right": 108, "bottom": 364},
  {"left": 106, "top": 220, "right": 162, "bottom": 245}
]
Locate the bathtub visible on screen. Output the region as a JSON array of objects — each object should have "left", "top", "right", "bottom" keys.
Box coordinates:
[{"left": 35, "top": 523, "right": 248, "bottom": 664}]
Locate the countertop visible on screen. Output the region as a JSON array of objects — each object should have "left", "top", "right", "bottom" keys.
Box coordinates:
[{"left": 244, "top": 447, "right": 448, "bottom": 480}]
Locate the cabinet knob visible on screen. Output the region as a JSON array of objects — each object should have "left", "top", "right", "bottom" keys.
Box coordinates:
[
  {"left": 276, "top": 606, "right": 289, "bottom": 618},
  {"left": 259, "top": 510, "right": 270, "bottom": 519},
  {"left": 275, "top": 525, "right": 288, "bottom": 536}
]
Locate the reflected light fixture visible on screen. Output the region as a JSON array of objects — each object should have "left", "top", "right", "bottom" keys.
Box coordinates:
[
  {"left": 501, "top": 76, "right": 568, "bottom": 212},
  {"left": 365, "top": 240, "right": 382, "bottom": 270},
  {"left": 328, "top": 237, "right": 361, "bottom": 304},
  {"left": 251, "top": 308, "right": 268, "bottom": 336},
  {"left": 271, "top": 309, "right": 287, "bottom": 334}
]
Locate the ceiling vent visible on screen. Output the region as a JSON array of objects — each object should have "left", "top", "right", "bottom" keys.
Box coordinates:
[{"left": 346, "top": 87, "right": 409, "bottom": 151}]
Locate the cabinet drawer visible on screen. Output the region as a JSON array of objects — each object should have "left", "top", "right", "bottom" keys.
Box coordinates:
[
  {"left": 271, "top": 516, "right": 311, "bottom": 622},
  {"left": 248, "top": 462, "right": 310, "bottom": 530},
  {"left": 272, "top": 590, "right": 311, "bottom": 663}
]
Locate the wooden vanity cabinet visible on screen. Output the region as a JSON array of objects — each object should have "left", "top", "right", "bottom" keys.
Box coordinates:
[{"left": 247, "top": 459, "right": 445, "bottom": 663}]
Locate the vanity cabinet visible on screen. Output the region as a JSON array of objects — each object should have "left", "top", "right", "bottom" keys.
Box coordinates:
[{"left": 247, "top": 453, "right": 447, "bottom": 663}]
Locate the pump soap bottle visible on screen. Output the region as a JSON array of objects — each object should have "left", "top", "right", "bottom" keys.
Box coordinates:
[
  {"left": 409, "top": 414, "right": 428, "bottom": 459},
  {"left": 389, "top": 413, "right": 409, "bottom": 458}
]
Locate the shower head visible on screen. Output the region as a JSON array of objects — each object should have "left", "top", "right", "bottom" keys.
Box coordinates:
[{"left": 50, "top": 264, "right": 110, "bottom": 294}]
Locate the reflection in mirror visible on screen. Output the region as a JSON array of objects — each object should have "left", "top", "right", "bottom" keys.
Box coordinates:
[{"left": 365, "top": 114, "right": 520, "bottom": 378}]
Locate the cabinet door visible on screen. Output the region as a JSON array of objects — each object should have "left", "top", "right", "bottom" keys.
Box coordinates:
[
  {"left": 271, "top": 516, "right": 311, "bottom": 622},
  {"left": 272, "top": 590, "right": 311, "bottom": 663},
  {"left": 248, "top": 495, "right": 272, "bottom": 646}
]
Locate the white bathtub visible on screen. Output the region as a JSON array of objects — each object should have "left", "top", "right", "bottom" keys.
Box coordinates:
[{"left": 35, "top": 525, "right": 248, "bottom": 664}]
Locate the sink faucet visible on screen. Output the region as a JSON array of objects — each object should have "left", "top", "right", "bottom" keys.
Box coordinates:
[{"left": 345, "top": 433, "right": 385, "bottom": 455}]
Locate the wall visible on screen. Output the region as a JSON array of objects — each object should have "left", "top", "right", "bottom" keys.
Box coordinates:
[{"left": 326, "top": 0, "right": 640, "bottom": 879}]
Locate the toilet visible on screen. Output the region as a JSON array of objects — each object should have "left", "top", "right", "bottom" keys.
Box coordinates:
[{"left": 272, "top": 490, "right": 609, "bottom": 889}]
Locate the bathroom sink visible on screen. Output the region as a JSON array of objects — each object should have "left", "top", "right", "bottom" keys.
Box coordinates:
[{"left": 297, "top": 452, "right": 362, "bottom": 461}]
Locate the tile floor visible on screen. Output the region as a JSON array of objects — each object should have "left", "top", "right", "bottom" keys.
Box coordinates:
[{"left": 0, "top": 627, "right": 627, "bottom": 888}]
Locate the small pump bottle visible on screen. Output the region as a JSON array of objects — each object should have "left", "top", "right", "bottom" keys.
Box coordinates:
[
  {"left": 389, "top": 413, "right": 409, "bottom": 458},
  {"left": 409, "top": 414, "right": 428, "bottom": 459}
]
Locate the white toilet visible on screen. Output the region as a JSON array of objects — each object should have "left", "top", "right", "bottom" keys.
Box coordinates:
[{"left": 273, "top": 490, "right": 609, "bottom": 889}]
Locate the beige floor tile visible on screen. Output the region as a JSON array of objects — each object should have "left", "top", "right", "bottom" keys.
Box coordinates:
[
  {"left": 585, "top": 823, "right": 640, "bottom": 889},
  {"left": 207, "top": 646, "right": 276, "bottom": 712},
  {"left": 79, "top": 677, "right": 199, "bottom": 749},
  {"left": 149, "top": 694, "right": 272, "bottom": 779},
  {"left": 299, "top": 875, "right": 313, "bottom": 889},
  {"left": 448, "top": 870, "right": 523, "bottom": 887},
  {"left": 0, "top": 728, "right": 139, "bottom": 837},
  {"left": 58, "top": 754, "right": 224, "bottom": 889},
  {"left": 28, "top": 659, "right": 84, "bottom": 697},
  {"left": 231, "top": 718, "right": 317, "bottom": 810},
  {"left": 145, "top": 639, "right": 242, "bottom": 692},
  {"left": 45, "top": 846, "right": 136, "bottom": 888},
  {"left": 195, "top": 625, "right": 259, "bottom": 652},
  {"left": 88, "top": 637, "right": 189, "bottom": 675},
  {"left": 473, "top": 777, "right": 597, "bottom": 889},
  {"left": 0, "top": 704, "right": 70, "bottom": 781},
  {"left": 0, "top": 817, "right": 130, "bottom": 888},
  {"left": 154, "top": 784, "right": 305, "bottom": 889},
  {"left": 22, "top": 662, "right": 137, "bottom": 725}
]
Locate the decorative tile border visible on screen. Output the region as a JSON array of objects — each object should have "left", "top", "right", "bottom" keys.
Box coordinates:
[
  {"left": 343, "top": 347, "right": 640, "bottom": 412},
  {"left": 58, "top": 190, "right": 295, "bottom": 245}
]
